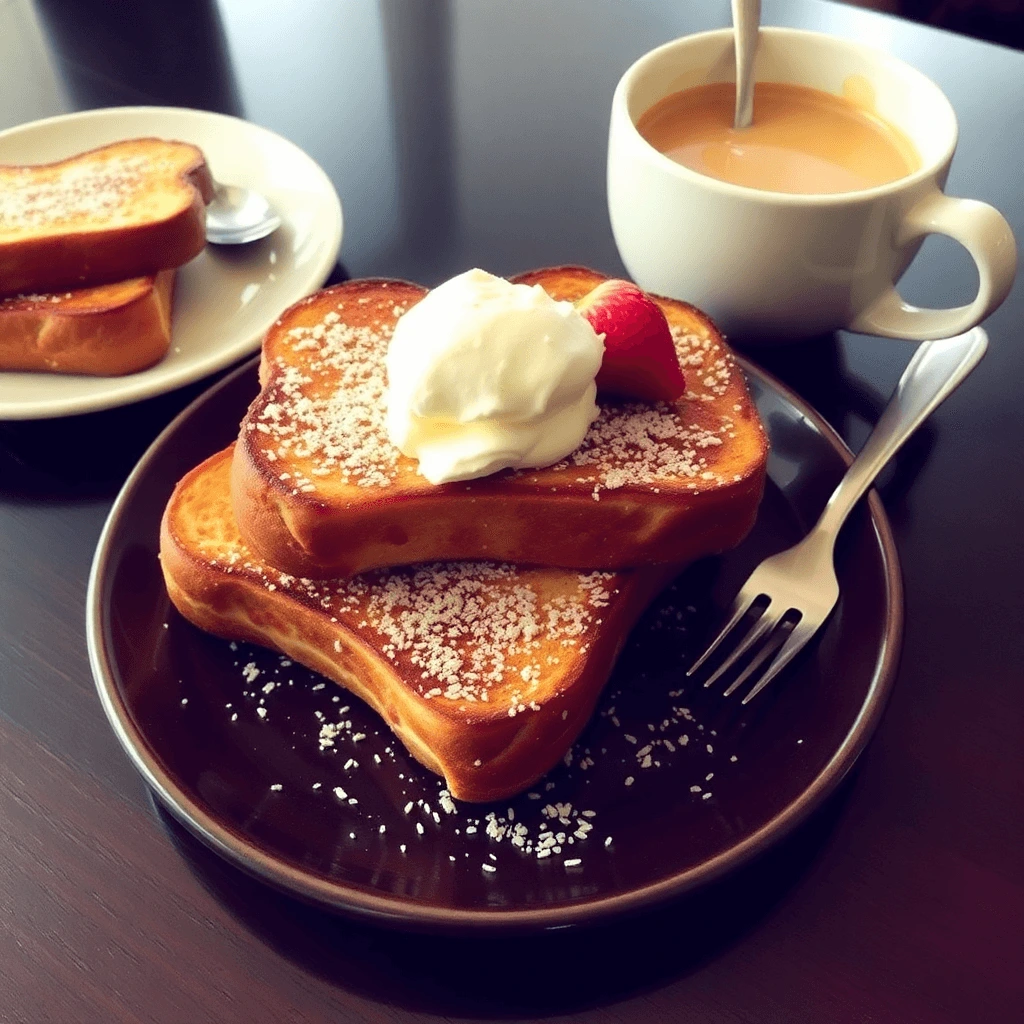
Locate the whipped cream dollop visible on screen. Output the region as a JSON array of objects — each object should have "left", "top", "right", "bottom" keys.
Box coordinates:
[{"left": 385, "top": 269, "right": 604, "bottom": 485}]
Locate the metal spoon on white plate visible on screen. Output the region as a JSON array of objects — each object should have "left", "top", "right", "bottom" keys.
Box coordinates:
[
  {"left": 205, "top": 181, "right": 282, "bottom": 245},
  {"left": 732, "top": 0, "right": 761, "bottom": 129}
]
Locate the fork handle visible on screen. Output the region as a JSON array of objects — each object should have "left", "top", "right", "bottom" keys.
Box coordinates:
[{"left": 813, "top": 328, "right": 989, "bottom": 541}]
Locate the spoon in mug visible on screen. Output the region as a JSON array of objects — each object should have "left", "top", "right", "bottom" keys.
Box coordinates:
[
  {"left": 205, "top": 182, "right": 282, "bottom": 245},
  {"left": 732, "top": 0, "right": 761, "bottom": 129}
]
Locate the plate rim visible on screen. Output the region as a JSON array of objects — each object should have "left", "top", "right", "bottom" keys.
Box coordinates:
[
  {"left": 0, "top": 105, "right": 342, "bottom": 421},
  {"left": 86, "top": 354, "right": 903, "bottom": 932}
]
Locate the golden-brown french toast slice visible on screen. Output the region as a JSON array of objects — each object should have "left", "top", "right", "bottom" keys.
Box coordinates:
[
  {"left": 161, "top": 447, "right": 673, "bottom": 802},
  {"left": 0, "top": 138, "right": 212, "bottom": 296},
  {"left": 0, "top": 271, "right": 175, "bottom": 375},
  {"left": 232, "top": 266, "right": 768, "bottom": 578}
]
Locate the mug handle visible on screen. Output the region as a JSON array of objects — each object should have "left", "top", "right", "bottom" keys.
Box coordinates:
[{"left": 849, "top": 189, "right": 1017, "bottom": 340}]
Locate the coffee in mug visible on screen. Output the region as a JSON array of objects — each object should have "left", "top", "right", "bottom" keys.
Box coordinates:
[{"left": 636, "top": 81, "right": 919, "bottom": 195}]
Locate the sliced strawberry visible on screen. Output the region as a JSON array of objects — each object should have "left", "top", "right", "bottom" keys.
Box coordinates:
[{"left": 576, "top": 279, "right": 685, "bottom": 403}]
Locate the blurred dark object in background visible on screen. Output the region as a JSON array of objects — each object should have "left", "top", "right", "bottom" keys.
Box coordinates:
[
  {"left": 32, "top": 0, "right": 243, "bottom": 113},
  {"left": 848, "top": 0, "right": 1024, "bottom": 49}
]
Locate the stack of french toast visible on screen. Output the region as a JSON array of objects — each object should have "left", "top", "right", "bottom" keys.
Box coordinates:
[
  {"left": 160, "top": 265, "right": 769, "bottom": 802},
  {"left": 0, "top": 139, "right": 212, "bottom": 374}
]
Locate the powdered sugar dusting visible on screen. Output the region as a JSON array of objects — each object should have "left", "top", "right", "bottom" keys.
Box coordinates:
[
  {"left": 560, "top": 402, "right": 731, "bottom": 495},
  {"left": 548, "top": 325, "right": 737, "bottom": 495},
  {"left": 1, "top": 156, "right": 153, "bottom": 233},
  {"left": 252, "top": 300, "right": 403, "bottom": 489},
  {"left": 672, "top": 325, "right": 733, "bottom": 396},
  {"left": 205, "top": 540, "right": 617, "bottom": 704},
  {"left": 363, "top": 564, "right": 614, "bottom": 703},
  {"left": 0, "top": 290, "right": 75, "bottom": 309}
]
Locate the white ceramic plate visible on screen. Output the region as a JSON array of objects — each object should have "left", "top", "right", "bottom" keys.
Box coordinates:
[{"left": 0, "top": 106, "right": 342, "bottom": 419}]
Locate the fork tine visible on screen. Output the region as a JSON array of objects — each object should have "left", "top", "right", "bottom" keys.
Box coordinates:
[
  {"left": 740, "top": 619, "right": 818, "bottom": 704},
  {"left": 702, "top": 605, "right": 780, "bottom": 689},
  {"left": 722, "top": 616, "right": 794, "bottom": 696},
  {"left": 685, "top": 592, "right": 761, "bottom": 677}
]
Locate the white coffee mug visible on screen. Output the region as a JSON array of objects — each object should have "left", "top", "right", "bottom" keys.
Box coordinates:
[{"left": 607, "top": 28, "right": 1017, "bottom": 341}]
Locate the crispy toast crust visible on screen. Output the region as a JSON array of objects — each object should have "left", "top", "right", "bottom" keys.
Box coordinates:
[
  {"left": 0, "top": 139, "right": 212, "bottom": 296},
  {"left": 232, "top": 267, "right": 768, "bottom": 578},
  {"left": 0, "top": 271, "right": 175, "bottom": 375},
  {"left": 161, "top": 447, "right": 673, "bottom": 802}
]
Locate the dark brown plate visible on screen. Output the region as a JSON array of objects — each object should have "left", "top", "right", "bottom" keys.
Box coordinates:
[{"left": 87, "top": 357, "right": 901, "bottom": 932}]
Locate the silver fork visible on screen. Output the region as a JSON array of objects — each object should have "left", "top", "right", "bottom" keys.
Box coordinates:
[{"left": 687, "top": 327, "right": 989, "bottom": 703}]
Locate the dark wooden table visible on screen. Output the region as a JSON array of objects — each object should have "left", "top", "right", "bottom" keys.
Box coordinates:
[{"left": 2, "top": 1, "right": 1021, "bottom": 1021}]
